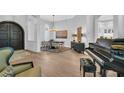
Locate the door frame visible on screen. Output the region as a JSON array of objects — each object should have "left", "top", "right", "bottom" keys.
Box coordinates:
[{"left": 0, "top": 21, "right": 25, "bottom": 49}]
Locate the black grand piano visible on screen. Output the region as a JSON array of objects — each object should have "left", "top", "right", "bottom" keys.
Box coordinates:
[{"left": 86, "top": 38, "right": 124, "bottom": 77}]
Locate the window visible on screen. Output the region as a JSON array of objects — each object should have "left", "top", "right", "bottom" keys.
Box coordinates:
[{"left": 98, "top": 21, "right": 113, "bottom": 39}]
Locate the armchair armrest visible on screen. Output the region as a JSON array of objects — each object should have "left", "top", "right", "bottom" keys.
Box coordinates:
[
  {"left": 12, "top": 61, "right": 34, "bottom": 67},
  {"left": 12, "top": 61, "right": 34, "bottom": 75}
]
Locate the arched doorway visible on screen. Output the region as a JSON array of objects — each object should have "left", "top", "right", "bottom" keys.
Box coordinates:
[{"left": 0, "top": 21, "right": 24, "bottom": 50}]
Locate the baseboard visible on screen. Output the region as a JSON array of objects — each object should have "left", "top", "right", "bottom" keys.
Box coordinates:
[{"left": 25, "top": 49, "right": 40, "bottom": 54}]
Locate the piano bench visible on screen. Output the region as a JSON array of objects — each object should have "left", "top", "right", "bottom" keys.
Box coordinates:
[{"left": 80, "top": 58, "right": 96, "bottom": 77}]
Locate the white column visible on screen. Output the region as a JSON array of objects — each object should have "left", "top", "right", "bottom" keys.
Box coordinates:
[
  {"left": 113, "top": 15, "right": 124, "bottom": 39},
  {"left": 85, "top": 15, "right": 95, "bottom": 47}
]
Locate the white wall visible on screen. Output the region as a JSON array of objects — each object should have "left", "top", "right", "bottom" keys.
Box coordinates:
[
  {"left": 26, "top": 15, "right": 38, "bottom": 52},
  {"left": 27, "top": 16, "right": 50, "bottom": 52},
  {"left": 50, "top": 15, "right": 95, "bottom": 48},
  {"left": 36, "top": 19, "right": 51, "bottom": 52}
]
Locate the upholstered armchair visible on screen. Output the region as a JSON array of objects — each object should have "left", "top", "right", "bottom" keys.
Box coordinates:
[{"left": 0, "top": 47, "right": 41, "bottom": 77}]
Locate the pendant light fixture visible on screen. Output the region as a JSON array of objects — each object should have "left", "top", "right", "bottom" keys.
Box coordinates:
[{"left": 49, "top": 15, "right": 59, "bottom": 32}]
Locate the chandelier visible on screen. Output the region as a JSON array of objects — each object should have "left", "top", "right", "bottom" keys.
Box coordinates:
[{"left": 49, "top": 15, "right": 60, "bottom": 32}]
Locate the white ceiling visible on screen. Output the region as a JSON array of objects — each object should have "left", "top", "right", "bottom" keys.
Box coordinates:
[
  {"left": 40, "top": 15, "right": 75, "bottom": 22},
  {"left": 98, "top": 15, "right": 113, "bottom": 21}
]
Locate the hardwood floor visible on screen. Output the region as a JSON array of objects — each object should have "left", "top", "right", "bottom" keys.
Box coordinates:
[{"left": 11, "top": 49, "right": 117, "bottom": 77}]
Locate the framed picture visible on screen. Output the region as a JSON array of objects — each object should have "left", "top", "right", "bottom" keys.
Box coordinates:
[{"left": 56, "top": 30, "right": 68, "bottom": 38}]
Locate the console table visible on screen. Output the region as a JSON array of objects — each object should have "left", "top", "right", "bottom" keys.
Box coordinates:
[{"left": 71, "top": 41, "right": 85, "bottom": 53}]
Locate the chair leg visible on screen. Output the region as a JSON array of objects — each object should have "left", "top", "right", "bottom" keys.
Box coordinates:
[
  {"left": 80, "top": 61, "right": 82, "bottom": 75},
  {"left": 102, "top": 69, "right": 107, "bottom": 77},
  {"left": 94, "top": 72, "right": 96, "bottom": 77},
  {"left": 93, "top": 59, "right": 96, "bottom": 65},
  {"left": 80, "top": 63, "right": 81, "bottom": 72},
  {"left": 100, "top": 67, "right": 102, "bottom": 75},
  {"left": 117, "top": 73, "right": 120, "bottom": 77},
  {"left": 83, "top": 71, "right": 85, "bottom": 77}
]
